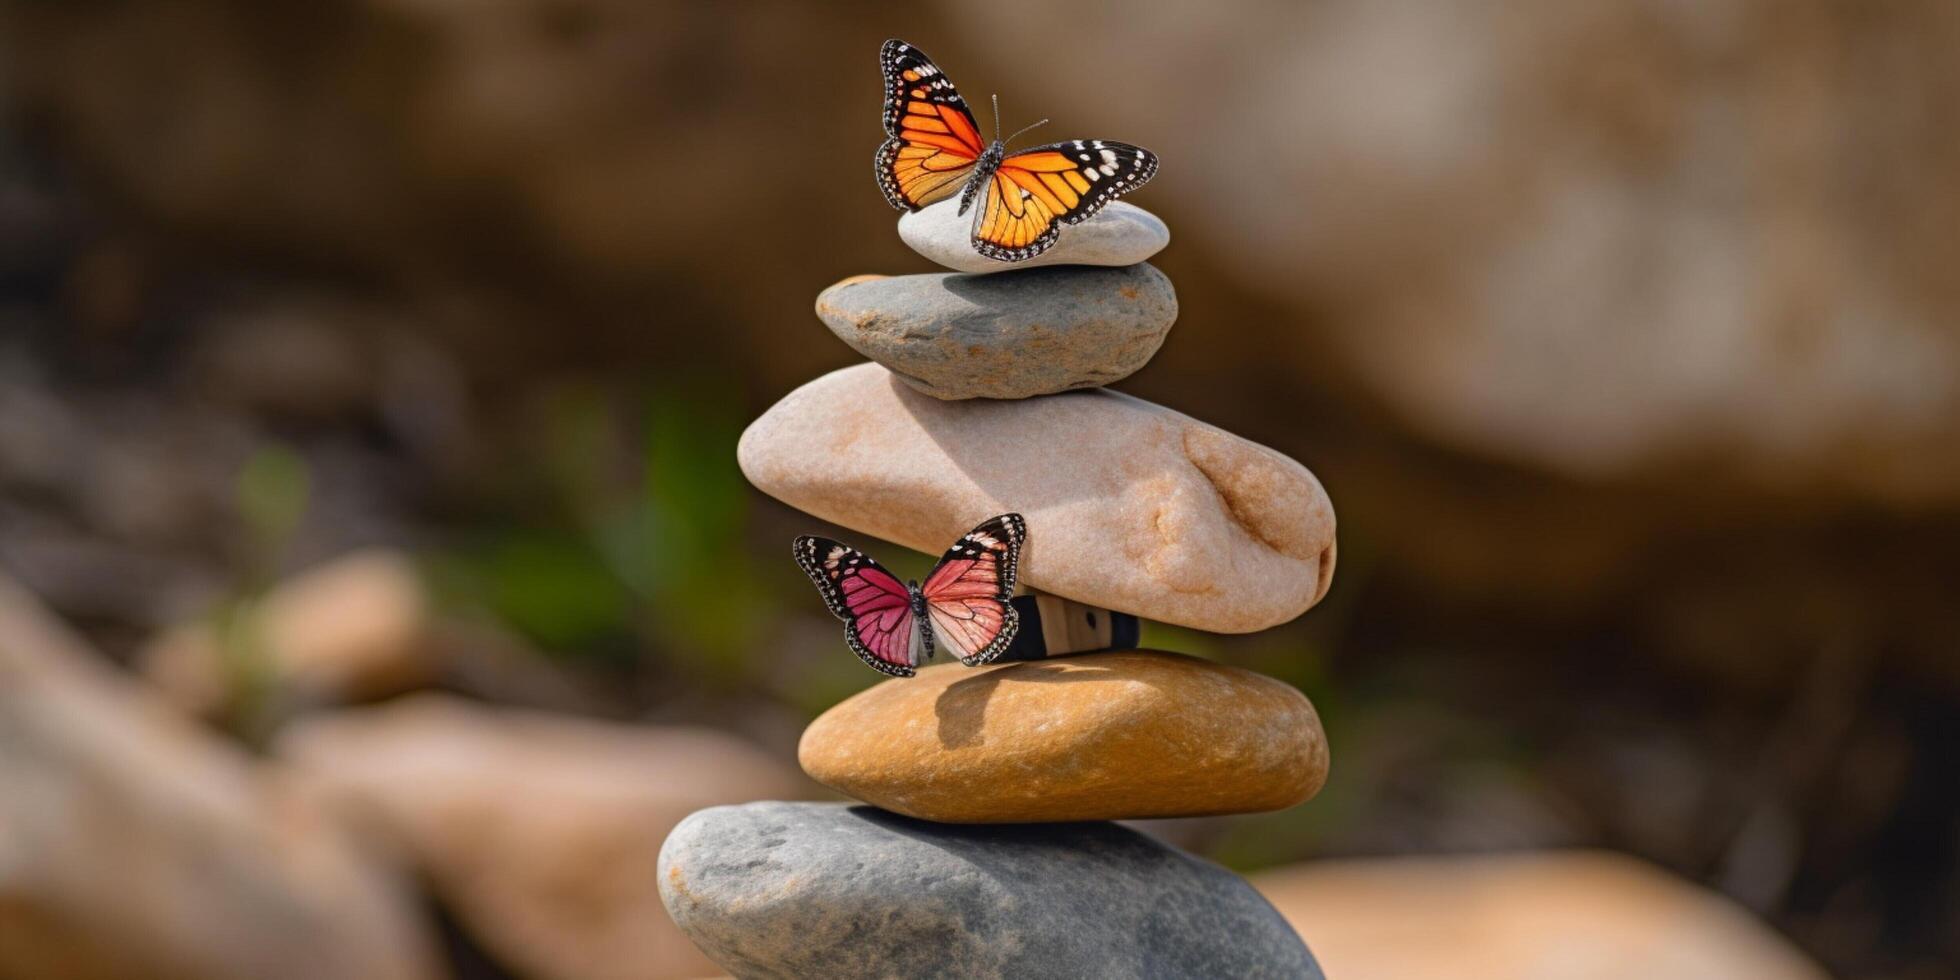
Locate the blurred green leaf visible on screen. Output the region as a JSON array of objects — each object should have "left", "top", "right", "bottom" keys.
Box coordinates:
[
  {"left": 478, "top": 531, "right": 631, "bottom": 653},
  {"left": 627, "top": 383, "right": 767, "bottom": 678},
  {"left": 215, "top": 442, "right": 313, "bottom": 745},
  {"left": 235, "top": 443, "right": 309, "bottom": 573},
  {"left": 211, "top": 596, "right": 278, "bottom": 747},
  {"left": 435, "top": 377, "right": 785, "bottom": 683}
]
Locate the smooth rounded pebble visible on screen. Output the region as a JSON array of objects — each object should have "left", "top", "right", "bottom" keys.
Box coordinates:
[
  {"left": 658, "top": 801, "right": 1323, "bottom": 980},
  {"left": 799, "top": 650, "right": 1329, "bottom": 823},
  {"left": 899, "top": 198, "right": 1169, "bottom": 274},
  {"left": 737, "top": 363, "right": 1337, "bottom": 633},
  {"left": 815, "top": 264, "right": 1175, "bottom": 400}
]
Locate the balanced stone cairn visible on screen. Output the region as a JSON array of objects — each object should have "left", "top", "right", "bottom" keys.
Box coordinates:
[{"left": 658, "top": 198, "right": 1338, "bottom": 979}]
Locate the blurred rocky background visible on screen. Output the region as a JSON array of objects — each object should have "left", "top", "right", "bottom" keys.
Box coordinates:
[{"left": 0, "top": 1, "right": 1955, "bottom": 977}]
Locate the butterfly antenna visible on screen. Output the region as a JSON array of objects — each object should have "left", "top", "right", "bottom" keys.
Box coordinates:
[
  {"left": 1004, "top": 117, "right": 1051, "bottom": 146},
  {"left": 990, "top": 94, "right": 1002, "bottom": 143}
]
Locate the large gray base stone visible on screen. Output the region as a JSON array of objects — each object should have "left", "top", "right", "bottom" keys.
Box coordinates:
[{"left": 658, "top": 801, "right": 1322, "bottom": 980}]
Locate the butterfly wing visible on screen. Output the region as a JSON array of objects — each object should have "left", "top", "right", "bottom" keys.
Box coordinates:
[
  {"left": 971, "top": 140, "right": 1159, "bottom": 261},
  {"left": 877, "top": 39, "right": 987, "bottom": 212},
  {"left": 919, "top": 513, "right": 1026, "bottom": 667},
  {"left": 794, "top": 536, "right": 924, "bottom": 677}
]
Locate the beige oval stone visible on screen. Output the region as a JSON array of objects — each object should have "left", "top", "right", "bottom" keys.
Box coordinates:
[
  {"left": 738, "top": 363, "right": 1337, "bottom": 633},
  {"left": 797, "top": 650, "right": 1329, "bottom": 823}
]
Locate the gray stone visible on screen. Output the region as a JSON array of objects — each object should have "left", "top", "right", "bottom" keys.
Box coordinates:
[
  {"left": 657, "top": 801, "right": 1322, "bottom": 980},
  {"left": 899, "top": 198, "right": 1169, "bottom": 274},
  {"left": 815, "top": 264, "right": 1176, "bottom": 400}
]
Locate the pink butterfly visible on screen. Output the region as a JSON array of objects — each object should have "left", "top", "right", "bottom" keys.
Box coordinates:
[{"left": 794, "top": 513, "right": 1026, "bottom": 677}]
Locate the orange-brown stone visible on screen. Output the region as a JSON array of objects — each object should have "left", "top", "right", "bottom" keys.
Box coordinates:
[{"left": 798, "top": 650, "right": 1328, "bottom": 823}]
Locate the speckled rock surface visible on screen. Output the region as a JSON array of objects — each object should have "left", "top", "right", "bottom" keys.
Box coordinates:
[
  {"left": 658, "top": 801, "right": 1322, "bottom": 980},
  {"left": 899, "top": 198, "right": 1169, "bottom": 273},
  {"left": 814, "top": 264, "right": 1175, "bottom": 400},
  {"left": 799, "top": 650, "right": 1328, "bottom": 823},
  {"left": 738, "top": 363, "right": 1337, "bottom": 633}
]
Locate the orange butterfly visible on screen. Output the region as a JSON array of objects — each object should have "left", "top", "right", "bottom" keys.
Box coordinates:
[{"left": 876, "top": 39, "right": 1158, "bottom": 262}]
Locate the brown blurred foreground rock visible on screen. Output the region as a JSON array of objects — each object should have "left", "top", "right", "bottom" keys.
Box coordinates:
[
  {"left": 0, "top": 573, "right": 438, "bottom": 980},
  {"left": 139, "top": 549, "right": 437, "bottom": 717},
  {"left": 1253, "top": 851, "right": 1827, "bottom": 980},
  {"left": 741, "top": 363, "right": 1337, "bottom": 633},
  {"left": 276, "top": 694, "right": 813, "bottom": 980},
  {"left": 799, "top": 650, "right": 1328, "bottom": 823}
]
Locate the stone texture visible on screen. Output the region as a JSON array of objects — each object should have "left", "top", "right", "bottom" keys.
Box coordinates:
[
  {"left": 0, "top": 573, "right": 439, "bottom": 980},
  {"left": 140, "top": 549, "right": 438, "bottom": 717},
  {"left": 739, "top": 362, "right": 1336, "bottom": 633},
  {"left": 799, "top": 650, "right": 1328, "bottom": 823},
  {"left": 275, "top": 694, "right": 813, "bottom": 980},
  {"left": 1253, "top": 852, "right": 1828, "bottom": 980},
  {"left": 898, "top": 197, "right": 1170, "bottom": 274},
  {"left": 814, "top": 264, "right": 1175, "bottom": 400},
  {"left": 659, "top": 801, "right": 1322, "bottom": 980}
]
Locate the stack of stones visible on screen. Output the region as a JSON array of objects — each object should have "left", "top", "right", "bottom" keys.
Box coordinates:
[{"left": 658, "top": 196, "right": 1338, "bottom": 979}]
